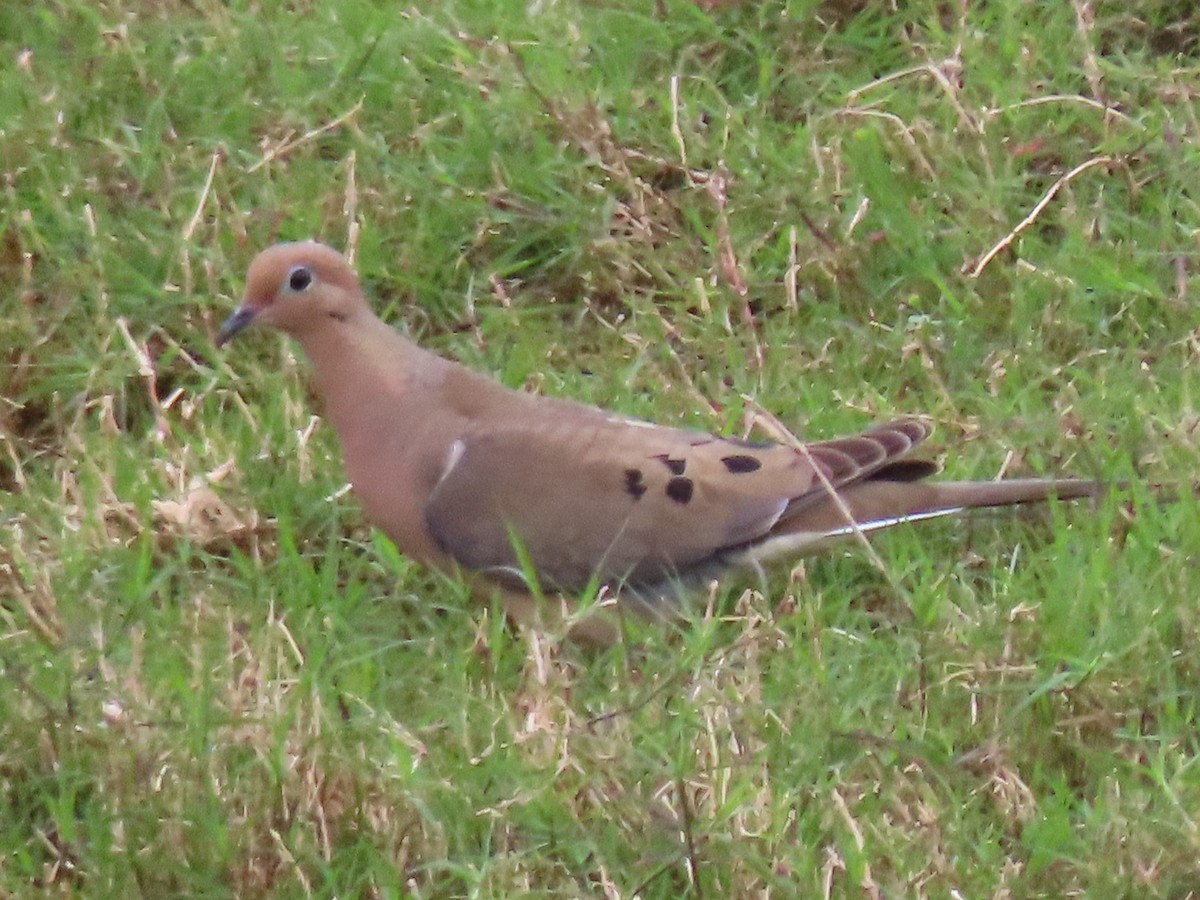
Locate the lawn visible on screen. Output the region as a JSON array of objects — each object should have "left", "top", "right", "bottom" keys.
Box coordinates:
[{"left": 2, "top": 0, "right": 1200, "bottom": 896}]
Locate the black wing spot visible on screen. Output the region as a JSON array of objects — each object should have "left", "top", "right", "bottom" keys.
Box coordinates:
[
  {"left": 624, "top": 468, "right": 647, "bottom": 500},
  {"left": 665, "top": 476, "right": 694, "bottom": 504},
  {"left": 721, "top": 454, "right": 762, "bottom": 474},
  {"left": 654, "top": 454, "right": 687, "bottom": 475}
]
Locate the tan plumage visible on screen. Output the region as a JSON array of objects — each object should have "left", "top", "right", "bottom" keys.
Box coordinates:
[{"left": 218, "top": 241, "right": 1101, "bottom": 642}]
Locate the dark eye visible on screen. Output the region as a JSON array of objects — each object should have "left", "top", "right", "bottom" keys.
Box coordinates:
[{"left": 287, "top": 265, "right": 312, "bottom": 292}]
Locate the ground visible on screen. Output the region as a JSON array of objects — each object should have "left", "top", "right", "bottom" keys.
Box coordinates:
[{"left": 2, "top": 1, "right": 1200, "bottom": 897}]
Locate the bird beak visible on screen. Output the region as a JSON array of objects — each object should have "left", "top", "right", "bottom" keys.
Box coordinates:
[{"left": 216, "top": 306, "right": 256, "bottom": 347}]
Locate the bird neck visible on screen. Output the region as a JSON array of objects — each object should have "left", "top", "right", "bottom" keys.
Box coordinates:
[{"left": 296, "top": 312, "right": 437, "bottom": 432}]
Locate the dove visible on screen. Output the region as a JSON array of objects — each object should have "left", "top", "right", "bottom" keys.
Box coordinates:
[{"left": 217, "top": 241, "right": 1102, "bottom": 643}]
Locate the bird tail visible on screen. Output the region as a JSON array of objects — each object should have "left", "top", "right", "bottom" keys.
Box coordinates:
[
  {"left": 745, "top": 477, "right": 1107, "bottom": 564},
  {"left": 912, "top": 477, "right": 1104, "bottom": 511}
]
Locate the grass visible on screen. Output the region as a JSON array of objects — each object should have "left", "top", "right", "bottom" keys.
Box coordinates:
[{"left": 2, "top": 0, "right": 1200, "bottom": 895}]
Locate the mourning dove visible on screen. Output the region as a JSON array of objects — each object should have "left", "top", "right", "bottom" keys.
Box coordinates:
[{"left": 217, "top": 241, "right": 1101, "bottom": 642}]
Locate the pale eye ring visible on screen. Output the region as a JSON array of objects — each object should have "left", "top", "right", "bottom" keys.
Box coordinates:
[{"left": 287, "top": 265, "right": 313, "bottom": 292}]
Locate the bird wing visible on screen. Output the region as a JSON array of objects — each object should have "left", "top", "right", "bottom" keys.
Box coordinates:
[{"left": 423, "top": 414, "right": 932, "bottom": 593}]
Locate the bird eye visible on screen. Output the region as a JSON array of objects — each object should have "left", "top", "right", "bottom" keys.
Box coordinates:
[{"left": 287, "top": 265, "right": 313, "bottom": 292}]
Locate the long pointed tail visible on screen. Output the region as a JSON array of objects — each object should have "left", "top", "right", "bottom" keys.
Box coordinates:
[
  {"left": 775, "top": 477, "right": 1106, "bottom": 541},
  {"left": 916, "top": 477, "right": 1104, "bottom": 511}
]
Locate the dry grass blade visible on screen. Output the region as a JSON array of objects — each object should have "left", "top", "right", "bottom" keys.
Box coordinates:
[{"left": 966, "top": 155, "right": 1114, "bottom": 277}]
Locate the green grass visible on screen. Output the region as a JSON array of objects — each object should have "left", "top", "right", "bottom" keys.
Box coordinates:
[{"left": 3, "top": 0, "right": 1200, "bottom": 896}]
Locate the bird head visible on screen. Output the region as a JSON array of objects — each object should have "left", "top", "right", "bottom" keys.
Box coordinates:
[{"left": 216, "top": 241, "right": 363, "bottom": 346}]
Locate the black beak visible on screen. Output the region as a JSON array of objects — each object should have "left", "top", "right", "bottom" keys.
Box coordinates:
[{"left": 215, "top": 306, "right": 256, "bottom": 347}]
